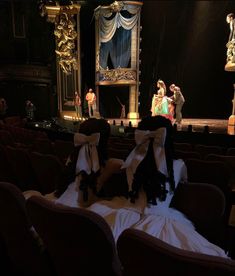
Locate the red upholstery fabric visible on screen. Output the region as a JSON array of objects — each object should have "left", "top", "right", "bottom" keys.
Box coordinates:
[
  {"left": 117, "top": 228, "right": 235, "bottom": 276},
  {"left": 170, "top": 182, "right": 227, "bottom": 249},
  {"left": 0, "top": 182, "right": 54, "bottom": 276},
  {"left": 27, "top": 195, "right": 122, "bottom": 276}
]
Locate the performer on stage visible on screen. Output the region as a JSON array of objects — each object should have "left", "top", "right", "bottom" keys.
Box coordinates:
[
  {"left": 74, "top": 91, "right": 82, "bottom": 119},
  {"left": 151, "top": 80, "right": 173, "bottom": 122},
  {"left": 25, "top": 100, "right": 36, "bottom": 121},
  {"left": 170, "top": 84, "right": 185, "bottom": 125},
  {"left": 85, "top": 88, "right": 96, "bottom": 117},
  {"left": 116, "top": 96, "right": 126, "bottom": 118}
]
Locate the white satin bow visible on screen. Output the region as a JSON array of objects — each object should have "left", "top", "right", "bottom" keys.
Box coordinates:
[
  {"left": 122, "top": 128, "right": 168, "bottom": 191},
  {"left": 74, "top": 132, "right": 100, "bottom": 175}
]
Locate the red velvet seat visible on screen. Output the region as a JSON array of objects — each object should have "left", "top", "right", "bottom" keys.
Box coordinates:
[
  {"left": 117, "top": 228, "right": 235, "bottom": 276},
  {"left": 175, "top": 149, "right": 201, "bottom": 160},
  {"left": 27, "top": 195, "right": 122, "bottom": 276},
  {"left": 29, "top": 152, "right": 65, "bottom": 194},
  {"left": 0, "top": 182, "right": 54, "bottom": 276},
  {"left": 170, "top": 181, "right": 227, "bottom": 250},
  {"left": 194, "top": 144, "right": 224, "bottom": 159},
  {"left": 0, "top": 144, "right": 16, "bottom": 183},
  {"left": 5, "top": 146, "right": 38, "bottom": 191},
  {"left": 53, "top": 139, "right": 74, "bottom": 164}
]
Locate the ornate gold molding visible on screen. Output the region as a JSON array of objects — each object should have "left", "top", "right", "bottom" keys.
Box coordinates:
[
  {"left": 98, "top": 68, "right": 136, "bottom": 83},
  {"left": 40, "top": 3, "right": 80, "bottom": 75}
]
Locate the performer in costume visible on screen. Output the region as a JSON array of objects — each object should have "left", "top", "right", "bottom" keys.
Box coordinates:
[
  {"left": 85, "top": 88, "right": 96, "bottom": 117},
  {"left": 74, "top": 91, "right": 82, "bottom": 119},
  {"left": 170, "top": 84, "right": 185, "bottom": 125},
  {"left": 25, "top": 100, "right": 36, "bottom": 121},
  {"left": 152, "top": 80, "right": 173, "bottom": 122}
]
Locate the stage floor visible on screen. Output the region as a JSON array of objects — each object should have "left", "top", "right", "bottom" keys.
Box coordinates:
[
  {"left": 61, "top": 111, "right": 230, "bottom": 134},
  {"left": 106, "top": 118, "right": 229, "bottom": 134}
]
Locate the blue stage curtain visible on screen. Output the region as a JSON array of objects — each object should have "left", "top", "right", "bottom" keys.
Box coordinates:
[{"left": 97, "top": 6, "right": 140, "bottom": 69}]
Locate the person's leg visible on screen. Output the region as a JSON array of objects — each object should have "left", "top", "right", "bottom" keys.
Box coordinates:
[
  {"left": 78, "top": 106, "right": 82, "bottom": 118},
  {"left": 175, "top": 104, "right": 182, "bottom": 124},
  {"left": 88, "top": 105, "right": 92, "bottom": 117},
  {"left": 75, "top": 106, "right": 78, "bottom": 117},
  {"left": 92, "top": 103, "right": 96, "bottom": 117}
]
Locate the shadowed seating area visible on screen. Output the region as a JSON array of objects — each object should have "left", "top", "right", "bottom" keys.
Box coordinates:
[
  {"left": 1, "top": 0, "right": 235, "bottom": 274},
  {"left": 0, "top": 182, "right": 54, "bottom": 276},
  {"left": 26, "top": 195, "right": 122, "bottom": 276},
  {"left": 117, "top": 228, "right": 235, "bottom": 276}
]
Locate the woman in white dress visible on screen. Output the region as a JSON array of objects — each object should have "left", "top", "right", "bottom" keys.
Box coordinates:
[{"left": 55, "top": 115, "right": 228, "bottom": 258}]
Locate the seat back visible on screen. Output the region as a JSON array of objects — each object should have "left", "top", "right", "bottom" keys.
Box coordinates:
[
  {"left": 226, "top": 147, "right": 235, "bottom": 156},
  {"left": 175, "top": 150, "right": 201, "bottom": 161},
  {"left": 0, "top": 129, "right": 15, "bottom": 146},
  {"left": 185, "top": 159, "right": 230, "bottom": 194},
  {"left": 117, "top": 228, "right": 235, "bottom": 276},
  {"left": 0, "top": 144, "right": 15, "bottom": 183},
  {"left": 0, "top": 182, "right": 53, "bottom": 276},
  {"left": 27, "top": 195, "right": 122, "bottom": 276},
  {"left": 174, "top": 142, "right": 193, "bottom": 151},
  {"left": 185, "top": 158, "right": 231, "bottom": 225},
  {"left": 5, "top": 146, "right": 38, "bottom": 191},
  {"left": 31, "top": 138, "right": 55, "bottom": 155},
  {"left": 205, "top": 154, "right": 235, "bottom": 183},
  {"left": 194, "top": 144, "right": 224, "bottom": 159},
  {"left": 29, "top": 152, "right": 65, "bottom": 194},
  {"left": 170, "top": 182, "right": 226, "bottom": 247},
  {"left": 53, "top": 139, "right": 74, "bottom": 164}
]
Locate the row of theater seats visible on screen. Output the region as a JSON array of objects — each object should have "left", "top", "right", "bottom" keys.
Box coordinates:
[
  {"left": 173, "top": 142, "right": 235, "bottom": 209},
  {"left": 0, "top": 181, "right": 235, "bottom": 276},
  {"left": 108, "top": 136, "right": 135, "bottom": 160},
  {"left": 1, "top": 127, "right": 234, "bottom": 211},
  {"left": 174, "top": 142, "right": 235, "bottom": 159},
  {"left": 108, "top": 136, "right": 235, "bottom": 160},
  {"left": 0, "top": 144, "right": 67, "bottom": 194},
  {"left": 108, "top": 138, "right": 235, "bottom": 238}
]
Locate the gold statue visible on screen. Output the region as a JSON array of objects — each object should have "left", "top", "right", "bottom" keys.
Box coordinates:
[
  {"left": 225, "top": 13, "right": 235, "bottom": 71},
  {"left": 54, "top": 12, "right": 78, "bottom": 74}
]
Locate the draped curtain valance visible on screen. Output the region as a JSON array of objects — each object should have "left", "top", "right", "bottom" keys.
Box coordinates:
[
  {"left": 95, "top": 5, "right": 141, "bottom": 43},
  {"left": 96, "top": 4, "right": 140, "bottom": 70}
]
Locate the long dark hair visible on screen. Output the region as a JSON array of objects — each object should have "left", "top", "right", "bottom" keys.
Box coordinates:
[
  {"left": 130, "top": 115, "right": 175, "bottom": 205},
  {"left": 55, "top": 118, "right": 110, "bottom": 198}
]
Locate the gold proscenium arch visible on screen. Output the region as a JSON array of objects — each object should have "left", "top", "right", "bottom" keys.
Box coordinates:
[{"left": 42, "top": 3, "right": 81, "bottom": 120}]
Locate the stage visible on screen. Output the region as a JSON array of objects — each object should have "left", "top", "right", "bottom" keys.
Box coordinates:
[
  {"left": 59, "top": 112, "right": 231, "bottom": 135},
  {"left": 106, "top": 118, "right": 229, "bottom": 134}
]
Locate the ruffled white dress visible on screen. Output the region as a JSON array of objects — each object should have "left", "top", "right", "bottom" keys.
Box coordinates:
[{"left": 55, "top": 159, "right": 228, "bottom": 258}]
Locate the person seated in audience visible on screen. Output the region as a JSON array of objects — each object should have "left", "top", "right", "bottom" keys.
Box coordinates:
[
  {"left": 55, "top": 116, "right": 227, "bottom": 257},
  {"left": 25, "top": 116, "right": 229, "bottom": 258},
  {"left": 25, "top": 100, "right": 36, "bottom": 121},
  {"left": 0, "top": 97, "right": 8, "bottom": 119},
  {"left": 24, "top": 117, "right": 124, "bottom": 205},
  {"left": 55, "top": 117, "right": 115, "bottom": 206}
]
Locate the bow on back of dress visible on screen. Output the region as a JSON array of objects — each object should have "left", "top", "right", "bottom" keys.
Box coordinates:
[
  {"left": 74, "top": 132, "right": 100, "bottom": 175},
  {"left": 122, "top": 127, "right": 168, "bottom": 192}
]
